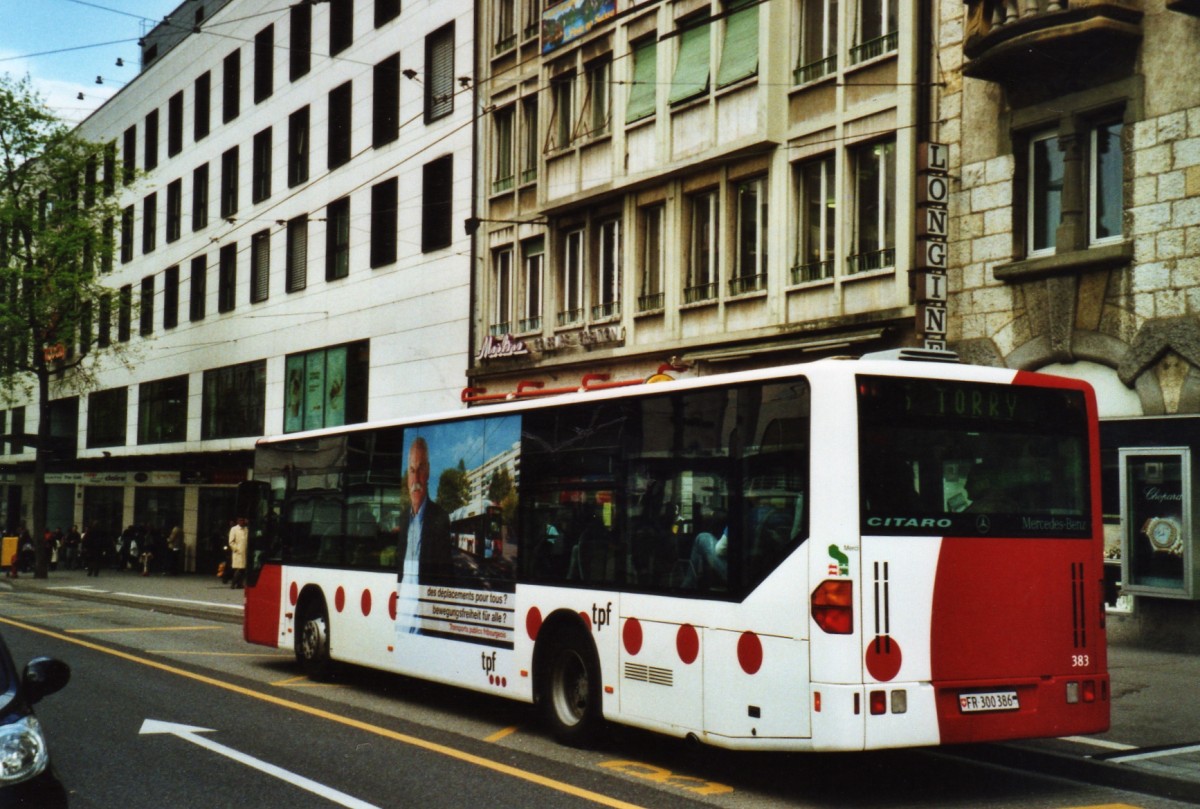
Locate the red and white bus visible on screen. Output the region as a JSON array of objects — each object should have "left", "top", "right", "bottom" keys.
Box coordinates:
[{"left": 240, "top": 352, "right": 1109, "bottom": 751}]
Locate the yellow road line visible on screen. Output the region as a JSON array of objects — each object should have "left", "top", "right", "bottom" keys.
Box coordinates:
[
  {"left": 65, "top": 625, "right": 223, "bottom": 634},
  {"left": 484, "top": 725, "right": 519, "bottom": 743},
  {"left": 146, "top": 651, "right": 291, "bottom": 658},
  {"left": 0, "top": 615, "right": 646, "bottom": 809}
]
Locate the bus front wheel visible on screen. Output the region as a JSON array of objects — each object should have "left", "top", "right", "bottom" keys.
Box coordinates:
[
  {"left": 538, "top": 626, "right": 603, "bottom": 746},
  {"left": 297, "top": 606, "right": 332, "bottom": 680}
]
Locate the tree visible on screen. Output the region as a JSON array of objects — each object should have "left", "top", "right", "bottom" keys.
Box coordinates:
[
  {"left": 435, "top": 459, "right": 471, "bottom": 515},
  {"left": 0, "top": 74, "right": 134, "bottom": 578}
]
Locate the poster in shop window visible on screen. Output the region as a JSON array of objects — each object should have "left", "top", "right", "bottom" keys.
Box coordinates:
[{"left": 1122, "top": 449, "right": 1190, "bottom": 596}]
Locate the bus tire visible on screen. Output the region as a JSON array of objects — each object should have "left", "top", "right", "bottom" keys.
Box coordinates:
[
  {"left": 538, "top": 625, "right": 603, "bottom": 747},
  {"left": 296, "top": 604, "right": 332, "bottom": 680}
]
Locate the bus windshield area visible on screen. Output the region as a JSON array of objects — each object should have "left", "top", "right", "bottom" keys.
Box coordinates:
[{"left": 857, "top": 375, "right": 1091, "bottom": 538}]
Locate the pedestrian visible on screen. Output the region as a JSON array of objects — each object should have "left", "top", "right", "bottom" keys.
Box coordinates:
[
  {"left": 82, "top": 523, "right": 106, "bottom": 577},
  {"left": 228, "top": 516, "right": 248, "bottom": 589},
  {"left": 64, "top": 526, "right": 81, "bottom": 570},
  {"left": 166, "top": 526, "right": 183, "bottom": 575}
]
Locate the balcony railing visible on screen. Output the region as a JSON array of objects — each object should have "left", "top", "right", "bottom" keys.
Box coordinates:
[
  {"left": 492, "top": 174, "right": 515, "bottom": 194},
  {"left": 591, "top": 301, "right": 620, "bottom": 320},
  {"left": 637, "top": 292, "right": 664, "bottom": 312},
  {"left": 494, "top": 33, "right": 517, "bottom": 55},
  {"left": 849, "top": 31, "right": 898, "bottom": 65},
  {"left": 518, "top": 316, "right": 542, "bottom": 333},
  {"left": 556, "top": 308, "right": 584, "bottom": 328},
  {"left": 488, "top": 322, "right": 512, "bottom": 338},
  {"left": 847, "top": 248, "right": 895, "bottom": 275},
  {"left": 794, "top": 54, "right": 837, "bottom": 85},
  {"left": 963, "top": 0, "right": 1143, "bottom": 84},
  {"left": 684, "top": 282, "right": 717, "bottom": 304},
  {"left": 728, "top": 273, "right": 766, "bottom": 296},
  {"left": 791, "top": 260, "right": 834, "bottom": 284}
]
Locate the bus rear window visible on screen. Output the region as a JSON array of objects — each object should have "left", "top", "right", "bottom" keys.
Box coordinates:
[{"left": 857, "top": 375, "right": 1091, "bottom": 538}]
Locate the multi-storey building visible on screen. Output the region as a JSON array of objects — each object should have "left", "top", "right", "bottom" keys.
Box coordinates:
[
  {"left": 942, "top": 3, "right": 1200, "bottom": 640},
  {"left": 470, "top": 0, "right": 943, "bottom": 397},
  {"left": 0, "top": 0, "right": 475, "bottom": 571}
]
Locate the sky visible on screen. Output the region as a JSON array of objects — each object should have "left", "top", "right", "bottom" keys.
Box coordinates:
[{"left": 0, "top": 0, "right": 181, "bottom": 125}]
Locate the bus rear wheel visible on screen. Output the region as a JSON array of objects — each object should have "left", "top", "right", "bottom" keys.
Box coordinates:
[
  {"left": 296, "top": 606, "right": 332, "bottom": 680},
  {"left": 538, "top": 627, "right": 602, "bottom": 746}
]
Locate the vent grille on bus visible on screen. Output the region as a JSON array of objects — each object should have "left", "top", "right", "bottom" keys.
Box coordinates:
[
  {"left": 624, "top": 662, "right": 673, "bottom": 687},
  {"left": 1071, "top": 562, "right": 1087, "bottom": 648}
]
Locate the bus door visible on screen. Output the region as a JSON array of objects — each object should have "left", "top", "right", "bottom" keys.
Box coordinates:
[{"left": 238, "top": 480, "right": 283, "bottom": 647}]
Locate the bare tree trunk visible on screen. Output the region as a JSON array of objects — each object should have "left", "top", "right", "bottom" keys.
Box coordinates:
[{"left": 32, "top": 368, "right": 50, "bottom": 579}]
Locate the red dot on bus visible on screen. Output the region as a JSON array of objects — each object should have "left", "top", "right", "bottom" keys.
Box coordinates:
[
  {"left": 334, "top": 587, "right": 345, "bottom": 613},
  {"left": 525, "top": 607, "right": 542, "bottom": 640},
  {"left": 623, "top": 617, "right": 643, "bottom": 656},
  {"left": 289, "top": 582, "right": 298, "bottom": 606},
  {"left": 501, "top": 677, "right": 507, "bottom": 688},
  {"left": 865, "top": 635, "right": 903, "bottom": 682},
  {"left": 388, "top": 591, "right": 398, "bottom": 621},
  {"left": 677, "top": 624, "right": 699, "bottom": 665},
  {"left": 737, "top": 631, "right": 763, "bottom": 675},
  {"left": 579, "top": 611, "right": 591, "bottom": 631},
  {"left": 488, "top": 675, "right": 495, "bottom": 685},
  {"left": 361, "top": 589, "right": 372, "bottom": 617}
]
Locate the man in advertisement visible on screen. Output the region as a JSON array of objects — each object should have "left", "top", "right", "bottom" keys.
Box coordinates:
[{"left": 397, "top": 436, "right": 453, "bottom": 585}]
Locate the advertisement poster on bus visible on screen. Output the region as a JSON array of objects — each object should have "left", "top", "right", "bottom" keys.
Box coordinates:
[{"left": 395, "top": 414, "right": 521, "bottom": 648}]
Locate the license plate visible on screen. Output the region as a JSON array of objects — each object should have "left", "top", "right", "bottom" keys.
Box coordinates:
[{"left": 958, "top": 691, "right": 1019, "bottom": 713}]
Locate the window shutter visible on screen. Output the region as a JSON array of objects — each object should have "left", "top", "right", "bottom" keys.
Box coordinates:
[
  {"left": 625, "top": 41, "right": 657, "bottom": 123},
  {"left": 716, "top": 2, "right": 758, "bottom": 88},
  {"left": 668, "top": 22, "right": 710, "bottom": 106},
  {"left": 252, "top": 231, "right": 270, "bottom": 302},
  {"left": 287, "top": 217, "right": 308, "bottom": 292},
  {"left": 427, "top": 26, "right": 455, "bottom": 121}
]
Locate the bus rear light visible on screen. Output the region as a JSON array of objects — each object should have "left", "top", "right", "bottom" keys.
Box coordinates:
[
  {"left": 869, "top": 690, "right": 886, "bottom": 715},
  {"left": 811, "top": 580, "right": 854, "bottom": 634},
  {"left": 813, "top": 692, "right": 821, "bottom": 713},
  {"left": 1082, "top": 680, "right": 1096, "bottom": 703},
  {"left": 890, "top": 689, "right": 907, "bottom": 714}
]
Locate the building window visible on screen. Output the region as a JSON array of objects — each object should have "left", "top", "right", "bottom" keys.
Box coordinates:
[
  {"left": 290, "top": 2, "right": 312, "bottom": 81},
  {"left": 223, "top": 48, "right": 241, "bottom": 123},
  {"left": 796, "top": 0, "right": 838, "bottom": 84},
  {"left": 120, "top": 205, "right": 133, "bottom": 263},
  {"left": 287, "top": 215, "right": 308, "bottom": 292},
  {"left": 491, "top": 247, "right": 514, "bottom": 336},
  {"left": 139, "top": 275, "right": 154, "bottom": 336},
  {"left": 254, "top": 24, "right": 274, "bottom": 103},
  {"left": 194, "top": 72, "right": 211, "bottom": 141},
  {"left": 122, "top": 125, "right": 136, "bottom": 184},
  {"left": 166, "top": 179, "right": 182, "bottom": 243},
  {"left": 142, "top": 193, "right": 157, "bottom": 254},
  {"left": 849, "top": 138, "right": 896, "bottom": 273},
  {"left": 252, "top": 127, "right": 272, "bottom": 204},
  {"left": 669, "top": 17, "right": 710, "bottom": 106},
  {"left": 283, "top": 342, "right": 368, "bottom": 433},
  {"left": 1091, "top": 122, "right": 1124, "bottom": 245},
  {"left": 189, "top": 255, "right": 207, "bottom": 321},
  {"left": 218, "top": 242, "right": 237, "bottom": 313},
  {"left": 732, "top": 176, "right": 768, "bottom": 294},
  {"left": 520, "top": 238, "right": 544, "bottom": 332},
  {"left": 521, "top": 95, "right": 538, "bottom": 183},
  {"left": 794, "top": 155, "right": 836, "bottom": 283},
  {"left": 522, "top": 0, "right": 540, "bottom": 40},
  {"left": 220, "top": 147, "right": 239, "bottom": 219},
  {"left": 425, "top": 23, "right": 455, "bottom": 123},
  {"left": 626, "top": 39, "right": 657, "bottom": 124},
  {"left": 87, "top": 388, "right": 127, "bottom": 449},
  {"left": 103, "top": 140, "right": 116, "bottom": 196},
  {"left": 98, "top": 293, "right": 111, "bottom": 347},
  {"left": 421, "top": 155, "right": 453, "bottom": 252},
  {"left": 638, "top": 204, "right": 664, "bottom": 312},
  {"left": 593, "top": 219, "right": 620, "bottom": 319},
  {"left": 851, "top": 0, "right": 897, "bottom": 64},
  {"left": 202, "top": 360, "right": 266, "bottom": 440},
  {"left": 716, "top": 0, "right": 758, "bottom": 88},
  {"left": 251, "top": 229, "right": 270, "bottom": 303},
  {"left": 288, "top": 106, "right": 310, "bottom": 188},
  {"left": 493, "top": 106, "right": 515, "bottom": 193},
  {"left": 375, "top": 0, "right": 401, "bottom": 28},
  {"left": 1028, "top": 130, "right": 1063, "bottom": 256},
  {"left": 192, "top": 163, "right": 209, "bottom": 231},
  {"left": 686, "top": 190, "right": 718, "bottom": 302},
  {"left": 330, "top": 0, "right": 354, "bottom": 56},
  {"left": 326, "top": 197, "right": 351, "bottom": 280},
  {"left": 584, "top": 57, "right": 611, "bottom": 137},
  {"left": 370, "top": 178, "right": 398, "bottom": 268},
  {"left": 168, "top": 91, "right": 184, "bottom": 156},
  {"left": 496, "top": 0, "right": 516, "bottom": 53},
  {"left": 118, "top": 284, "right": 132, "bottom": 342},
  {"left": 550, "top": 72, "right": 575, "bottom": 149},
  {"left": 374, "top": 54, "right": 400, "bottom": 148},
  {"left": 328, "top": 81, "right": 352, "bottom": 170},
  {"left": 137, "top": 375, "right": 188, "bottom": 445},
  {"left": 144, "top": 110, "right": 159, "bottom": 171},
  {"left": 163, "top": 264, "right": 179, "bottom": 329},
  {"left": 558, "top": 228, "right": 584, "bottom": 326}
]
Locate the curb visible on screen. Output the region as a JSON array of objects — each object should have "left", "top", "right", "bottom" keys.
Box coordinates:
[{"left": 1, "top": 577, "right": 243, "bottom": 626}]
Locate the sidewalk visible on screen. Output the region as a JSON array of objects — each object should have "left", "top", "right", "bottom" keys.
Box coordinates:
[{"left": 4, "top": 569, "right": 1200, "bottom": 802}]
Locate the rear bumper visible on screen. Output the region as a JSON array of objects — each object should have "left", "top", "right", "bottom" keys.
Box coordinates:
[{"left": 935, "top": 673, "right": 1110, "bottom": 744}]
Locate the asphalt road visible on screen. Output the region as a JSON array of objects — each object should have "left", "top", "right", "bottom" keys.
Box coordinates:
[{"left": 0, "top": 588, "right": 1195, "bottom": 809}]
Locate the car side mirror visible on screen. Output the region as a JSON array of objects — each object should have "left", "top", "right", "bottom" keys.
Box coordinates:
[{"left": 22, "top": 657, "right": 71, "bottom": 704}]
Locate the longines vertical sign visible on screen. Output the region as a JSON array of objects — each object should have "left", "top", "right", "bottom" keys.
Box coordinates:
[{"left": 915, "top": 143, "right": 949, "bottom": 350}]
